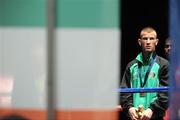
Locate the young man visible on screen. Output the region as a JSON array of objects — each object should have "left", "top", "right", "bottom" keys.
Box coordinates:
[{"left": 120, "top": 27, "right": 169, "bottom": 120}]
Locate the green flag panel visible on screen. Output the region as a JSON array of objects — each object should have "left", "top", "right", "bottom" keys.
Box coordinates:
[
  {"left": 57, "top": 0, "right": 120, "bottom": 28},
  {"left": 0, "top": 0, "right": 120, "bottom": 28},
  {"left": 0, "top": 0, "right": 46, "bottom": 27}
]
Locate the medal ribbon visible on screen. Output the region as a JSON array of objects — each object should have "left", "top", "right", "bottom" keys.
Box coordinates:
[{"left": 139, "top": 55, "right": 157, "bottom": 88}]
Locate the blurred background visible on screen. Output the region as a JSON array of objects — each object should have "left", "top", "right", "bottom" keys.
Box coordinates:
[
  {"left": 0, "top": 0, "right": 120, "bottom": 119},
  {"left": 1, "top": 0, "right": 180, "bottom": 120}
]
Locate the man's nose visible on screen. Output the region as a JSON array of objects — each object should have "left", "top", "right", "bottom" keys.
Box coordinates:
[{"left": 147, "top": 38, "right": 151, "bottom": 43}]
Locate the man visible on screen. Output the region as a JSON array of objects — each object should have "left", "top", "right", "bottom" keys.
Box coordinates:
[
  {"left": 120, "top": 27, "right": 169, "bottom": 120},
  {"left": 164, "top": 38, "right": 172, "bottom": 60},
  {"left": 163, "top": 38, "right": 171, "bottom": 120}
]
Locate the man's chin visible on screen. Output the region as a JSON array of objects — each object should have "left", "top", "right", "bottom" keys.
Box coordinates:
[{"left": 144, "top": 50, "right": 153, "bottom": 53}]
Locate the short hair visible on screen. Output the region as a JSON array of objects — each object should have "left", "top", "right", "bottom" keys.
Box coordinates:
[
  {"left": 140, "top": 26, "right": 157, "bottom": 38},
  {"left": 165, "top": 37, "right": 171, "bottom": 43}
]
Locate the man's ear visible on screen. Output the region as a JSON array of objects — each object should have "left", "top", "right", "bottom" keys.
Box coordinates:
[
  {"left": 155, "top": 39, "right": 159, "bottom": 45},
  {"left": 138, "top": 39, "right": 141, "bottom": 46}
]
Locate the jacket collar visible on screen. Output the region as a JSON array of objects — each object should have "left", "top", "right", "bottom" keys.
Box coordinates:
[{"left": 136, "top": 52, "right": 156, "bottom": 64}]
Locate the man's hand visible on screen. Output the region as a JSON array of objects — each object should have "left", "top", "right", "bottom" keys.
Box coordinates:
[
  {"left": 116, "top": 105, "right": 123, "bottom": 111},
  {"left": 140, "top": 108, "right": 153, "bottom": 120},
  {"left": 129, "top": 107, "right": 139, "bottom": 120}
]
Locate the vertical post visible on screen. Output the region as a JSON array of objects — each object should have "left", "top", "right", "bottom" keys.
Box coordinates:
[{"left": 47, "top": 0, "right": 56, "bottom": 119}]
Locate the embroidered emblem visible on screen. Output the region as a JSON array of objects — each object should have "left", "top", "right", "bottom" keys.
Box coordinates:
[{"left": 149, "top": 72, "right": 156, "bottom": 79}]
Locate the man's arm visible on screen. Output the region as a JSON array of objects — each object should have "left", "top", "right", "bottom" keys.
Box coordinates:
[
  {"left": 120, "top": 64, "right": 133, "bottom": 111},
  {"left": 149, "top": 58, "right": 169, "bottom": 114}
]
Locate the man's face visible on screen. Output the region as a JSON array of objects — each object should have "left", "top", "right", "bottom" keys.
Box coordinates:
[
  {"left": 164, "top": 39, "right": 172, "bottom": 56},
  {"left": 138, "top": 31, "right": 158, "bottom": 53}
]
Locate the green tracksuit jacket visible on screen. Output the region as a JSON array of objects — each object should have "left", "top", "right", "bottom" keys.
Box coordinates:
[{"left": 120, "top": 52, "right": 169, "bottom": 118}]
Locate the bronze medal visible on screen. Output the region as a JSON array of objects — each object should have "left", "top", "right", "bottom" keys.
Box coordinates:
[{"left": 140, "top": 92, "right": 145, "bottom": 97}]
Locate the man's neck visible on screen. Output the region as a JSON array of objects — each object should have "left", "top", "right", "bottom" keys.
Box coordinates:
[{"left": 143, "top": 52, "right": 152, "bottom": 63}]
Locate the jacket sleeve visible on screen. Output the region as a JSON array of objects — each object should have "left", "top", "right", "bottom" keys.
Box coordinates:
[
  {"left": 149, "top": 58, "right": 169, "bottom": 114},
  {"left": 120, "top": 63, "right": 133, "bottom": 111}
]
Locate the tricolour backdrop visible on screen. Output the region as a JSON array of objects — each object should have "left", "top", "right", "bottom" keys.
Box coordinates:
[{"left": 0, "top": 0, "right": 120, "bottom": 120}]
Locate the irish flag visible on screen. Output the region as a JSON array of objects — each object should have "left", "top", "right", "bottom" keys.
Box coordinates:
[{"left": 0, "top": 0, "right": 120, "bottom": 120}]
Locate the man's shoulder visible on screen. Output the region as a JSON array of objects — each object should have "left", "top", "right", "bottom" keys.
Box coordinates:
[
  {"left": 127, "top": 59, "right": 138, "bottom": 68},
  {"left": 156, "top": 55, "right": 169, "bottom": 65}
]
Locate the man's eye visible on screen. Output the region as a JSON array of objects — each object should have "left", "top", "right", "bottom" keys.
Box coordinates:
[
  {"left": 142, "top": 38, "right": 148, "bottom": 40},
  {"left": 165, "top": 45, "right": 171, "bottom": 48},
  {"left": 142, "top": 37, "right": 156, "bottom": 40},
  {"left": 150, "top": 37, "right": 156, "bottom": 40}
]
